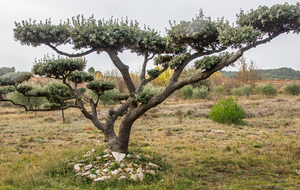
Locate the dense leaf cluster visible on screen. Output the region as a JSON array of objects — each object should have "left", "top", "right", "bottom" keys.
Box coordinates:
[
  {"left": 67, "top": 70, "right": 94, "bottom": 84},
  {"left": 14, "top": 19, "right": 71, "bottom": 47},
  {"left": 0, "top": 86, "right": 15, "bottom": 97},
  {"left": 0, "top": 72, "right": 32, "bottom": 86},
  {"left": 134, "top": 84, "right": 163, "bottom": 104},
  {"left": 194, "top": 55, "right": 222, "bottom": 70},
  {"left": 0, "top": 67, "right": 15, "bottom": 76},
  {"left": 237, "top": 3, "right": 300, "bottom": 35},
  {"left": 111, "top": 93, "right": 129, "bottom": 102},
  {"left": 167, "top": 11, "right": 222, "bottom": 51},
  {"left": 86, "top": 80, "right": 115, "bottom": 96},
  {"left": 43, "top": 82, "right": 72, "bottom": 108},
  {"left": 32, "top": 56, "right": 86, "bottom": 79}
]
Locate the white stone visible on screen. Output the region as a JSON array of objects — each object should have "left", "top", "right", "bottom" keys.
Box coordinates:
[
  {"left": 148, "top": 163, "right": 159, "bottom": 169},
  {"left": 126, "top": 154, "right": 132, "bottom": 158},
  {"left": 75, "top": 173, "right": 82, "bottom": 176},
  {"left": 135, "top": 155, "right": 141, "bottom": 159},
  {"left": 120, "top": 163, "right": 125, "bottom": 168},
  {"left": 74, "top": 164, "right": 81, "bottom": 172},
  {"left": 112, "top": 151, "right": 126, "bottom": 163},
  {"left": 91, "top": 149, "right": 96, "bottom": 153},
  {"left": 82, "top": 154, "right": 90, "bottom": 158},
  {"left": 96, "top": 156, "right": 101, "bottom": 160},
  {"left": 102, "top": 176, "right": 110, "bottom": 180},
  {"left": 95, "top": 169, "right": 101, "bottom": 174},
  {"left": 145, "top": 170, "right": 155, "bottom": 175},
  {"left": 81, "top": 171, "right": 91, "bottom": 176},
  {"left": 130, "top": 174, "right": 138, "bottom": 181},
  {"left": 103, "top": 168, "right": 109, "bottom": 173},
  {"left": 137, "top": 168, "right": 143, "bottom": 173},
  {"left": 111, "top": 170, "right": 119, "bottom": 175},
  {"left": 93, "top": 176, "right": 110, "bottom": 182},
  {"left": 136, "top": 172, "right": 144, "bottom": 181},
  {"left": 119, "top": 176, "right": 127, "bottom": 180},
  {"left": 89, "top": 174, "right": 97, "bottom": 179},
  {"left": 103, "top": 154, "right": 110, "bottom": 158},
  {"left": 130, "top": 173, "right": 144, "bottom": 181},
  {"left": 124, "top": 168, "right": 133, "bottom": 173},
  {"left": 84, "top": 164, "right": 93, "bottom": 170}
]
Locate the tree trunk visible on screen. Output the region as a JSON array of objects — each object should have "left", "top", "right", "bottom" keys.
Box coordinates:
[
  {"left": 116, "top": 116, "right": 134, "bottom": 153},
  {"left": 62, "top": 110, "right": 65, "bottom": 123}
]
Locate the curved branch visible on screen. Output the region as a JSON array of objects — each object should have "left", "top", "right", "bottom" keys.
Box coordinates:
[
  {"left": 47, "top": 44, "right": 98, "bottom": 57},
  {"left": 169, "top": 47, "right": 227, "bottom": 84},
  {"left": 0, "top": 98, "right": 81, "bottom": 111}
]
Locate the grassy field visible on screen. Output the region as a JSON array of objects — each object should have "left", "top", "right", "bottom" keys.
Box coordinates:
[{"left": 1, "top": 95, "right": 300, "bottom": 189}]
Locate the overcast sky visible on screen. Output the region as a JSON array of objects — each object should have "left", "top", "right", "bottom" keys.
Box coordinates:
[{"left": 0, "top": 0, "right": 299, "bottom": 73}]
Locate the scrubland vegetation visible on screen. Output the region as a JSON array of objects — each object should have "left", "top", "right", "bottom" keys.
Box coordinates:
[{"left": 1, "top": 90, "right": 300, "bottom": 189}]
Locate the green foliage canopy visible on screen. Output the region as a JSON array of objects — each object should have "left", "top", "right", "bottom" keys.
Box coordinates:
[{"left": 32, "top": 56, "right": 86, "bottom": 79}]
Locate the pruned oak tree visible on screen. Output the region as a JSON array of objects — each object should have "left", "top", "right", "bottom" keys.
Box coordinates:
[{"left": 1, "top": 3, "right": 300, "bottom": 153}]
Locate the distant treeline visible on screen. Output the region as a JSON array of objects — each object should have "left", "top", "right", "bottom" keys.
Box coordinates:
[{"left": 222, "top": 67, "right": 300, "bottom": 81}]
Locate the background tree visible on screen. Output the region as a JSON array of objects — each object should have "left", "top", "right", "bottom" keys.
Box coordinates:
[
  {"left": 0, "top": 67, "right": 15, "bottom": 76},
  {"left": 3, "top": 3, "right": 300, "bottom": 153},
  {"left": 153, "top": 66, "right": 174, "bottom": 86},
  {"left": 258, "top": 83, "right": 278, "bottom": 99},
  {"left": 284, "top": 83, "right": 300, "bottom": 96},
  {"left": 87, "top": 67, "right": 95, "bottom": 74},
  {"left": 236, "top": 56, "right": 261, "bottom": 87}
]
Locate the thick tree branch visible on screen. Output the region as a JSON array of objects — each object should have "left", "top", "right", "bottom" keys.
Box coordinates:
[
  {"left": 107, "top": 49, "right": 136, "bottom": 95},
  {"left": 169, "top": 47, "right": 227, "bottom": 84}
]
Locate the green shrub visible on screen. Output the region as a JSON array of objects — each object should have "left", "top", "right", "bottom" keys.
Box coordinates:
[
  {"left": 180, "top": 85, "right": 193, "bottom": 99},
  {"left": 212, "top": 85, "right": 225, "bottom": 96},
  {"left": 192, "top": 86, "right": 209, "bottom": 99},
  {"left": 283, "top": 83, "right": 300, "bottom": 96},
  {"left": 231, "top": 88, "right": 243, "bottom": 97},
  {"left": 258, "top": 83, "right": 277, "bottom": 99},
  {"left": 241, "top": 85, "right": 253, "bottom": 98},
  {"left": 209, "top": 96, "right": 245, "bottom": 124},
  {"left": 134, "top": 84, "right": 163, "bottom": 104}
]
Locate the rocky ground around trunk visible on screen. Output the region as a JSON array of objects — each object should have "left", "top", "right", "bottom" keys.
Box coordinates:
[{"left": 69, "top": 149, "right": 161, "bottom": 182}]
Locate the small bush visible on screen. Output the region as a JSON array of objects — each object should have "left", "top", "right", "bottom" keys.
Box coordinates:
[
  {"left": 241, "top": 85, "right": 253, "bottom": 98},
  {"left": 283, "top": 83, "right": 300, "bottom": 96},
  {"left": 209, "top": 96, "right": 245, "bottom": 124},
  {"left": 192, "top": 86, "right": 209, "bottom": 99},
  {"left": 231, "top": 88, "right": 243, "bottom": 97},
  {"left": 258, "top": 83, "right": 277, "bottom": 99},
  {"left": 180, "top": 85, "right": 193, "bottom": 99},
  {"left": 212, "top": 85, "right": 225, "bottom": 96},
  {"left": 174, "top": 109, "right": 184, "bottom": 124}
]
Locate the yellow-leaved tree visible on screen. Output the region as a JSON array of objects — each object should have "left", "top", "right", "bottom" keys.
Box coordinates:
[{"left": 153, "top": 66, "right": 174, "bottom": 86}]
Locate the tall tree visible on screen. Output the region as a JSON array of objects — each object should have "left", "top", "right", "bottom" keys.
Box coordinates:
[{"left": 2, "top": 3, "right": 300, "bottom": 153}]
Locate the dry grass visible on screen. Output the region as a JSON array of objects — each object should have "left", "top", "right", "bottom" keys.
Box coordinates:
[{"left": 1, "top": 95, "right": 300, "bottom": 189}]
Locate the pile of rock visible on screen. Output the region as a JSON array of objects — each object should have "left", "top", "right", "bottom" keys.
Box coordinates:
[{"left": 71, "top": 149, "right": 160, "bottom": 182}]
